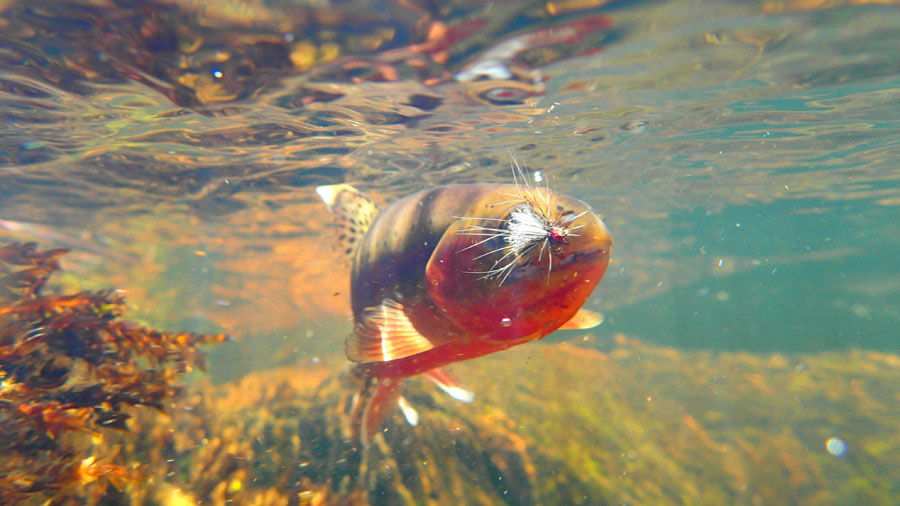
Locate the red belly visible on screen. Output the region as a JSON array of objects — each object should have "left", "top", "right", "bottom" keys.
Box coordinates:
[{"left": 359, "top": 336, "right": 525, "bottom": 379}]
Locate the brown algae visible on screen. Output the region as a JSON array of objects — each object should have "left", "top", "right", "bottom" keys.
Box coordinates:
[{"left": 0, "top": 242, "right": 227, "bottom": 505}]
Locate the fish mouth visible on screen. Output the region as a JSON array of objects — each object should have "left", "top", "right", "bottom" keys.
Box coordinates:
[
  {"left": 559, "top": 219, "right": 611, "bottom": 264},
  {"left": 555, "top": 244, "right": 610, "bottom": 269},
  {"left": 593, "top": 218, "right": 613, "bottom": 250}
]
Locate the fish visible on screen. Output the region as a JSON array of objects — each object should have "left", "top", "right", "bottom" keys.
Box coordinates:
[{"left": 316, "top": 161, "right": 612, "bottom": 446}]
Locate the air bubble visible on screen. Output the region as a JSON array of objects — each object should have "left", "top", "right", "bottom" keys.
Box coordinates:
[{"left": 826, "top": 437, "right": 847, "bottom": 457}]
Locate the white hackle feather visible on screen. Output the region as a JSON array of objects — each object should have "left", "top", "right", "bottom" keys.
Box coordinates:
[
  {"left": 506, "top": 205, "right": 549, "bottom": 253},
  {"left": 455, "top": 152, "right": 586, "bottom": 285}
]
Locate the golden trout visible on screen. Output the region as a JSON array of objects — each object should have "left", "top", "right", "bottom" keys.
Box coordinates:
[{"left": 317, "top": 166, "right": 611, "bottom": 445}]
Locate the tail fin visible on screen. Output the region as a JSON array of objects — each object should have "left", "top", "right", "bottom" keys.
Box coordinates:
[
  {"left": 350, "top": 375, "right": 404, "bottom": 447},
  {"left": 315, "top": 184, "right": 379, "bottom": 260}
]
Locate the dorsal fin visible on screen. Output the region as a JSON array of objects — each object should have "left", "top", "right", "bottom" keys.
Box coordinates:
[{"left": 315, "top": 184, "right": 379, "bottom": 259}]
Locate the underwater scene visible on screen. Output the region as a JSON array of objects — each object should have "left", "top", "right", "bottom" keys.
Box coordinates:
[{"left": 3, "top": 0, "right": 900, "bottom": 504}]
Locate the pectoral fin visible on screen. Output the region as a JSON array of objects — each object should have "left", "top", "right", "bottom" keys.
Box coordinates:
[
  {"left": 397, "top": 396, "right": 419, "bottom": 427},
  {"left": 424, "top": 367, "right": 475, "bottom": 403},
  {"left": 347, "top": 297, "right": 457, "bottom": 363},
  {"left": 558, "top": 308, "right": 604, "bottom": 330}
]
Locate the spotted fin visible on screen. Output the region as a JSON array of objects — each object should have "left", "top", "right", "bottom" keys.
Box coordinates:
[
  {"left": 558, "top": 308, "right": 604, "bottom": 330},
  {"left": 348, "top": 298, "right": 457, "bottom": 363},
  {"left": 315, "top": 184, "right": 379, "bottom": 259}
]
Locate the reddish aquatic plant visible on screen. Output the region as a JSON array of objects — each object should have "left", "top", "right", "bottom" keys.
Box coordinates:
[{"left": 0, "top": 242, "right": 227, "bottom": 505}]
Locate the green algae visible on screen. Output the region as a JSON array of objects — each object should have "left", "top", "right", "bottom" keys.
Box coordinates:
[{"left": 452, "top": 341, "right": 900, "bottom": 505}]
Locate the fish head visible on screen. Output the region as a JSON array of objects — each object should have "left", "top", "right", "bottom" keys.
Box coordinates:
[{"left": 426, "top": 186, "right": 612, "bottom": 341}]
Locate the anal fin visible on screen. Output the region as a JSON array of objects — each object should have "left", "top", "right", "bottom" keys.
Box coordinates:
[{"left": 558, "top": 308, "right": 604, "bottom": 330}]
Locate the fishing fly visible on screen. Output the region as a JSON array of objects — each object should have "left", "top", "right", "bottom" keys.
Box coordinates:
[{"left": 457, "top": 153, "right": 586, "bottom": 285}]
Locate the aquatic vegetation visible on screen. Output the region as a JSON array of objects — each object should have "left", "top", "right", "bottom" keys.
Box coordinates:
[
  {"left": 1, "top": 239, "right": 893, "bottom": 505},
  {"left": 49, "top": 336, "right": 900, "bottom": 505},
  {"left": 0, "top": 242, "right": 227, "bottom": 505},
  {"left": 102, "top": 366, "right": 536, "bottom": 505}
]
